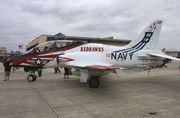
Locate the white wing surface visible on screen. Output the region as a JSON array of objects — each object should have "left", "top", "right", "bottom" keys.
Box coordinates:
[{"left": 148, "top": 53, "right": 180, "bottom": 61}]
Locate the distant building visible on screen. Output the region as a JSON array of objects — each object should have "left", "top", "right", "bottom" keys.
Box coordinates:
[
  {"left": 0, "top": 47, "right": 10, "bottom": 62},
  {"left": 166, "top": 50, "right": 179, "bottom": 57},
  {"left": 26, "top": 32, "right": 131, "bottom": 51}
]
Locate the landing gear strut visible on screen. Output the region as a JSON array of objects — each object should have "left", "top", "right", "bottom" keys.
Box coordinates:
[
  {"left": 27, "top": 70, "right": 37, "bottom": 82},
  {"left": 89, "top": 76, "right": 100, "bottom": 88}
]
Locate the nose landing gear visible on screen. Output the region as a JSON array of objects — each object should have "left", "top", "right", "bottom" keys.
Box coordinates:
[{"left": 27, "top": 70, "right": 37, "bottom": 82}]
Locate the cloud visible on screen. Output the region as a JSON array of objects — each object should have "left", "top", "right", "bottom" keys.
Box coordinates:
[{"left": 0, "top": 0, "right": 180, "bottom": 52}]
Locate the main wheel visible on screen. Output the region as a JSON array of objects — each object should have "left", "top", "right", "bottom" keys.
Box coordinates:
[
  {"left": 27, "top": 75, "right": 36, "bottom": 82},
  {"left": 89, "top": 76, "right": 100, "bottom": 88}
]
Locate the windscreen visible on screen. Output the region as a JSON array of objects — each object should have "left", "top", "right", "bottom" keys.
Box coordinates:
[{"left": 23, "top": 40, "right": 86, "bottom": 55}]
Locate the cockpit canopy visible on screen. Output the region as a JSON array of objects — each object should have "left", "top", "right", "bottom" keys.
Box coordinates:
[{"left": 24, "top": 40, "right": 86, "bottom": 55}]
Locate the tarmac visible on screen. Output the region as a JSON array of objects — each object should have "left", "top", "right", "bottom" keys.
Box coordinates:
[{"left": 1, "top": 61, "right": 180, "bottom": 118}]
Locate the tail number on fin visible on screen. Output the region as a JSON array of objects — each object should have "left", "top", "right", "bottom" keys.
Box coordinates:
[{"left": 157, "top": 21, "right": 162, "bottom": 24}]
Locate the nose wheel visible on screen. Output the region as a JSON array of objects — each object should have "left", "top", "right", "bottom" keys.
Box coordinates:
[
  {"left": 27, "top": 70, "right": 37, "bottom": 82},
  {"left": 27, "top": 74, "right": 37, "bottom": 82}
]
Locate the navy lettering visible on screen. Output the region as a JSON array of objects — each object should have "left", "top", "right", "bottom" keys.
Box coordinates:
[{"left": 111, "top": 52, "right": 133, "bottom": 61}]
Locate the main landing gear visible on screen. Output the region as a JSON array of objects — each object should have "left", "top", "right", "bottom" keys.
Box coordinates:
[
  {"left": 27, "top": 70, "right": 37, "bottom": 82},
  {"left": 88, "top": 76, "right": 100, "bottom": 88}
]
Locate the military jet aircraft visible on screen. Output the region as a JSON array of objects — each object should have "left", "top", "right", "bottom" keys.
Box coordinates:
[{"left": 6, "top": 20, "right": 180, "bottom": 88}]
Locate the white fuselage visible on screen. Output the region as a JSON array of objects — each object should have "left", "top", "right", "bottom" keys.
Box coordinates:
[{"left": 58, "top": 43, "right": 164, "bottom": 69}]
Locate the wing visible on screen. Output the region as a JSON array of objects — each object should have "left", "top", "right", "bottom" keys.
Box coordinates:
[
  {"left": 59, "top": 55, "right": 120, "bottom": 70},
  {"left": 147, "top": 53, "right": 180, "bottom": 61},
  {"left": 66, "top": 61, "right": 120, "bottom": 70},
  {"left": 85, "top": 65, "right": 120, "bottom": 70},
  {"left": 63, "top": 61, "right": 120, "bottom": 82}
]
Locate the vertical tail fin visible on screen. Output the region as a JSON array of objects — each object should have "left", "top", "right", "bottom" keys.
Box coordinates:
[{"left": 123, "top": 20, "right": 163, "bottom": 53}]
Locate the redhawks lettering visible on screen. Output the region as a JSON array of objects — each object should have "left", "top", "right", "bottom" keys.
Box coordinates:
[{"left": 80, "top": 47, "right": 104, "bottom": 52}]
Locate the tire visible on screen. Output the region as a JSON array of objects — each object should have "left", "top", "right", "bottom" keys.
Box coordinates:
[
  {"left": 89, "top": 77, "right": 100, "bottom": 88},
  {"left": 27, "top": 75, "right": 36, "bottom": 82}
]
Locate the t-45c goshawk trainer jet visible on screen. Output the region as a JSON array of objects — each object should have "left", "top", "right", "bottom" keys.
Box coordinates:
[{"left": 6, "top": 20, "right": 180, "bottom": 88}]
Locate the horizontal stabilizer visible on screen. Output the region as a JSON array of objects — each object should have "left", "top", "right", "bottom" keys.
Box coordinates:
[{"left": 148, "top": 53, "right": 180, "bottom": 61}]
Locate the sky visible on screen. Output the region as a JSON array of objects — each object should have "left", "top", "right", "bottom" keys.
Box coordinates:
[{"left": 0, "top": 0, "right": 180, "bottom": 52}]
